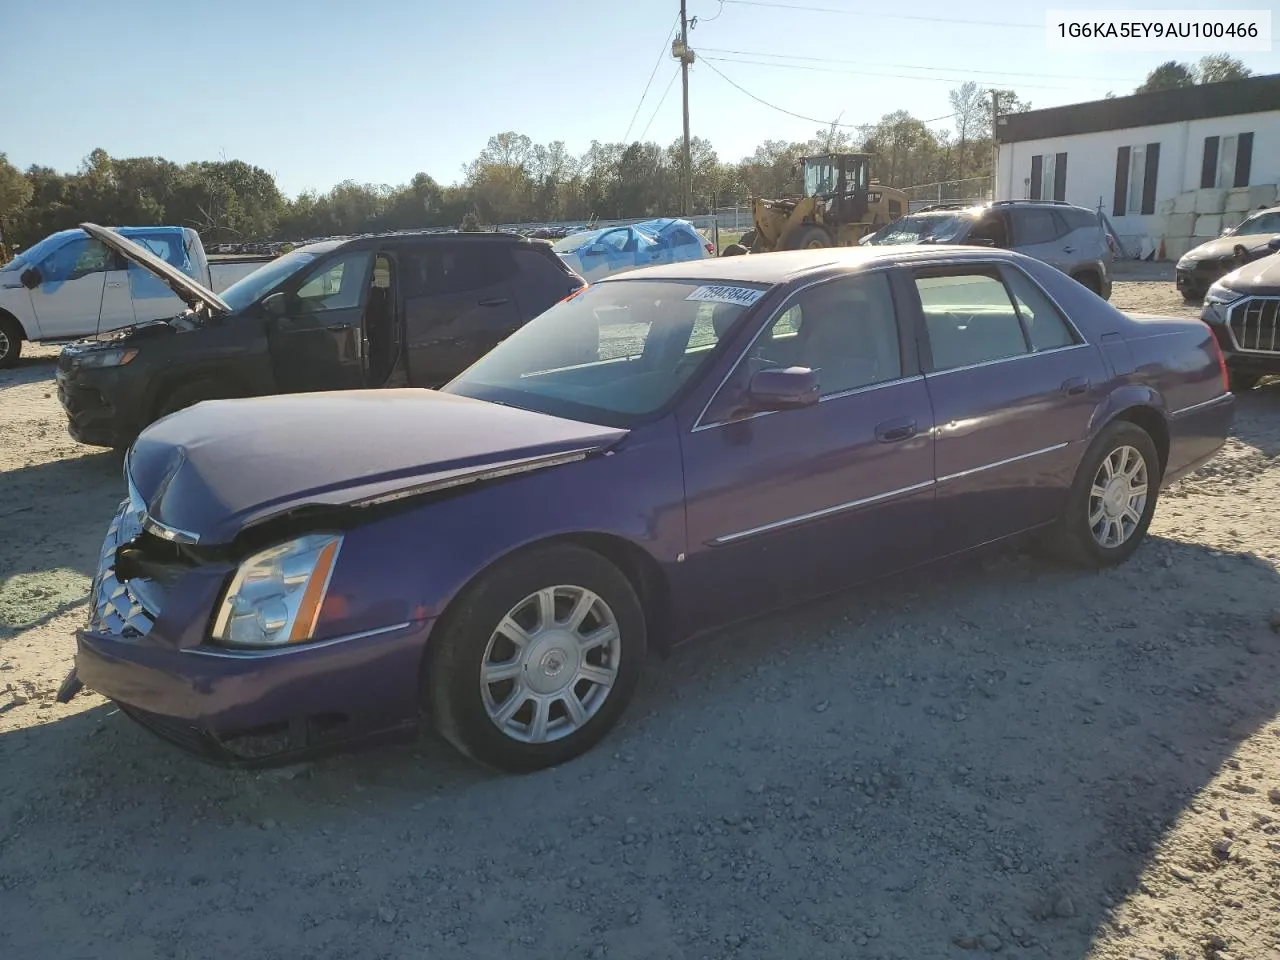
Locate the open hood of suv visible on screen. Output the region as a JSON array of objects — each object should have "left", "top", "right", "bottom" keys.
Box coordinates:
[{"left": 80, "top": 222, "right": 231, "bottom": 315}]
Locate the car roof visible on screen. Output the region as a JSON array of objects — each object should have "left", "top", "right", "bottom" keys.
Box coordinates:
[{"left": 600, "top": 245, "right": 1012, "bottom": 285}]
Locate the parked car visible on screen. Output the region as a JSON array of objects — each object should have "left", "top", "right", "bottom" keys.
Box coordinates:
[
  {"left": 552, "top": 218, "right": 714, "bottom": 281},
  {"left": 55, "top": 224, "right": 584, "bottom": 448},
  {"left": 0, "top": 225, "right": 221, "bottom": 368},
  {"left": 1199, "top": 238, "right": 1280, "bottom": 391},
  {"left": 1176, "top": 206, "right": 1280, "bottom": 303},
  {"left": 60, "top": 246, "right": 1233, "bottom": 771},
  {"left": 861, "top": 200, "right": 1114, "bottom": 300}
]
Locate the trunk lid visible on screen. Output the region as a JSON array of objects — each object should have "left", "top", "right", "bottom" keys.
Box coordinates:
[{"left": 125, "top": 390, "right": 628, "bottom": 545}]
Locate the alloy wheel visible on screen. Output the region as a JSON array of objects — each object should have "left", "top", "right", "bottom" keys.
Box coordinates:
[
  {"left": 1088, "top": 444, "right": 1149, "bottom": 548},
  {"left": 480, "top": 585, "right": 621, "bottom": 744}
]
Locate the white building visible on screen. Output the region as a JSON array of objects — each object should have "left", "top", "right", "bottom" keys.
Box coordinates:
[{"left": 995, "top": 74, "right": 1280, "bottom": 257}]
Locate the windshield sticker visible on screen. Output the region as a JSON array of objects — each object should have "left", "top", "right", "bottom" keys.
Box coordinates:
[{"left": 685, "top": 285, "right": 766, "bottom": 307}]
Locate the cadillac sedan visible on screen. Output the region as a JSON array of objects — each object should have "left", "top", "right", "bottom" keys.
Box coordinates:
[{"left": 62, "top": 246, "right": 1235, "bottom": 772}]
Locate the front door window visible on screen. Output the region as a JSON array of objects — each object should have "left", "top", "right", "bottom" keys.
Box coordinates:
[{"left": 294, "top": 251, "right": 373, "bottom": 312}]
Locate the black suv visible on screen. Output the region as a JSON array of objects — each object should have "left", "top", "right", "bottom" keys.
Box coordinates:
[{"left": 57, "top": 226, "right": 585, "bottom": 448}]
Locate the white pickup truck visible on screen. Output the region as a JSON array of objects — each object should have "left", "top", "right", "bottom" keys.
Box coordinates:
[{"left": 0, "top": 225, "right": 272, "bottom": 367}]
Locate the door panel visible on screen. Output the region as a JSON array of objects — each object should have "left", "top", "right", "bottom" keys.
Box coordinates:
[
  {"left": 267, "top": 250, "right": 372, "bottom": 394},
  {"left": 1010, "top": 208, "right": 1071, "bottom": 271},
  {"left": 98, "top": 267, "right": 136, "bottom": 332},
  {"left": 28, "top": 237, "right": 113, "bottom": 339},
  {"left": 401, "top": 242, "right": 521, "bottom": 386},
  {"left": 912, "top": 265, "right": 1108, "bottom": 555},
  {"left": 677, "top": 271, "right": 936, "bottom": 636}
]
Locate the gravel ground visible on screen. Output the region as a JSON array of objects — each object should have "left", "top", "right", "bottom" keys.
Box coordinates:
[{"left": 2, "top": 275, "right": 1279, "bottom": 960}]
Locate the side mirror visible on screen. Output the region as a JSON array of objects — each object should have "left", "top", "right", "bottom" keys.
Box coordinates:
[
  {"left": 261, "top": 291, "right": 289, "bottom": 316},
  {"left": 746, "top": 366, "right": 819, "bottom": 411},
  {"left": 20, "top": 267, "right": 41, "bottom": 289},
  {"left": 585, "top": 243, "right": 606, "bottom": 256},
  {"left": 1267, "top": 237, "right": 1280, "bottom": 252}
]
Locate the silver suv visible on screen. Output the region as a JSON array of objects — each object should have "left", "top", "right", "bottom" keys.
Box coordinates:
[{"left": 862, "top": 199, "right": 1114, "bottom": 300}]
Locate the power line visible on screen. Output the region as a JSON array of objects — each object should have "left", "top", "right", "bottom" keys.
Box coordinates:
[
  {"left": 702, "top": 54, "right": 1108, "bottom": 91},
  {"left": 698, "top": 47, "right": 1142, "bottom": 83},
  {"left": 701, "top": 57, "right": 955, "bottom": 129},
  {"left": 621, "top": 18, "right": 680, "bottom": 144},
  {"left": 720, "top": 0, "right": 1041, "bottom": 29},
  {"left": 638, "top": 68, "right": 681, "bottom": 142}
]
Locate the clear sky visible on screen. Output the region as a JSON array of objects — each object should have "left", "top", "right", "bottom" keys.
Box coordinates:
[{"left": 6, "top": 0, "right": 1277, "bottom": 197}]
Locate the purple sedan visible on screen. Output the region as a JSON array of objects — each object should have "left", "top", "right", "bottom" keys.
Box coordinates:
[{"left": 63, "top": 245, "right": 1235, "bottom": 771}]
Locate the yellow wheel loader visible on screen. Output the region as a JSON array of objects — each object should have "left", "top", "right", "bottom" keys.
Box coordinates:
[{"left": 723, "top": 153, "right": 907, "bottom": 256}]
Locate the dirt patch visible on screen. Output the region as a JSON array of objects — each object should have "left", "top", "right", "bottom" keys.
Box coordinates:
[{"left": 2, "top": 289, "right": 1279, "bottom": 960}]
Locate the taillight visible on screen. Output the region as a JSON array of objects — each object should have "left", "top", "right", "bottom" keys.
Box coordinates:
[
  {"left": 1206, "top": 324, "right": 1230, "bottom": 392},
  {"left": 559, "top": 283, "right": 588, "bottom": 304},
  {"left": 704, "top": 242, "right": 715, "bottom": 254}
]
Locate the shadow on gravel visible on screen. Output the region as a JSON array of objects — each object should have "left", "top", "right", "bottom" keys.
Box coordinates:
[
  {"left": 2, "top": 382, "right": 1279, "bottom": 959},
  {"left": 0, "top": 448, "right": 124, "bottom": 633},
  {"left": 0, "top": 351, "right": 58, "bottom": 388}
]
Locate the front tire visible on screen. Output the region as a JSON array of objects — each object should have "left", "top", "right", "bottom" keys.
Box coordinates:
[
  {"left": 1045, "top": 422, "right": 1160, "bottom": 568},
  {"left": 784, "top": 225, "right": 832, "bottom": 250},
  {"left": 155, "top": 379, "right": 230, "bottom": 420},
  {"left": 1072, "top": 271, "right": 1102, "bottom": 296},
  {"left": 427, "top": 544, "right": 647, "bottom": 772},
  {"left": 0, "top": 314, "right": 23, "bottom": 369}
]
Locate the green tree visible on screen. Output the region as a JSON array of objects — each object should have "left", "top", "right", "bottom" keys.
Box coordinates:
[
  {"left": 1136, "top": 61, "right": 1196, "bottom": 93},
  {"left": 0, "top": 153, "right": 33, "bottom": 231},
  {"left": 1197, "top": 55, "right": 1251, "bottom": 84}
]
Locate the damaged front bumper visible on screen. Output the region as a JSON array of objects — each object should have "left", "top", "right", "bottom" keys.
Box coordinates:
[{"left": 71, "top": 499, "right": 433, "bottom": 767}]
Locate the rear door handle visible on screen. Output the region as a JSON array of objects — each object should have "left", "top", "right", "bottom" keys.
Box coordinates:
[
  {"left": 875, "top": 418, "right": 917, "bottom": 443},
  {"left": 1061, "top": 376, "right": 1089, "bottom": 395},
  {"left": 478, "top": 297, "right": 509, "bottom": 307},
  {"left": 325, "top": 322, "right": 354, "bottom": 332},
  {"left": 1063, "top": 245, "right": 1075, "bottom": 253},
  {"left": 106, "top": 281, "right": 123, "bottom": 288}
]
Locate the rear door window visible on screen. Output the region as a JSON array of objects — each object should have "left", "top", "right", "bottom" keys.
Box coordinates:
[
  {"left": 1012, "top": 209, "right": 1066, "bottom": 246},
  {"left": 914, "top": 271, "right": 1030, "bottom": 371}
]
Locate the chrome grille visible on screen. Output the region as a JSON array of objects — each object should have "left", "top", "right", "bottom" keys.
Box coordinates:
[
  {"left": 1227, "top": 297, "right": 1280, "bottom": 354},
  {"left": 87, "top": 500, "right": 161, "bottom": 638}
]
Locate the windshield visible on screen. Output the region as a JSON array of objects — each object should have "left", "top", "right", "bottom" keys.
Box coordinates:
[
  {"left": 444, "top": 278, "right": 770, "bottom": 426},
  {"left": 1234, "top": 212, "right": 1280, "bottom": 237},
  {"left": 803, "top": 160, "right": 837, "bottom": 197},
  {"left": 865, "top": 212, "right": 971, "bottom": 245},
  {"left": 218, "top": 248, "right": 320, "bottom": 311},
  {"left": 552, "top": 231, "right": 600, "bottom": 254}
]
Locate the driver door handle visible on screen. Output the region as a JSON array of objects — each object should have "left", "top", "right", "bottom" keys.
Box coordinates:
[
  {"left": 875, "top": 417, "right": 917, "bottom": 443},
  {"left": 106, "top": 281, "right": 123, "bottom": 288},
  {"left": 325, "top": 322, "right": 354, "bottom": 332},
  {"left": 478, "top": 297, "right": 509, "bottom": 307},
  {"left": 1063, "top": 245, "right": 1075, "bottom": 253},
  {"left": 1061, "top": 376, "right": 1089, "bottom": 396}
]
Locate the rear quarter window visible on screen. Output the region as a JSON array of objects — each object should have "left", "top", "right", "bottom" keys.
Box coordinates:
[{"left": 1061, "top": 208, "right": 1101, "bottom": 233}]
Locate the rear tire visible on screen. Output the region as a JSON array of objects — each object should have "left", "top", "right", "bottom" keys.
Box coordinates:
[
  {"left": 738, "top": 229, "right": 757, "bottom": 249},
  {"left": 1044, "top": 421, "right": 1160, "bottom": 568},
  {"left": 1229, "top": 371, "right": 1261, "bottom": 393},
  {"left": 155, "top": 379, "right": 230, "bottom": 420},
  {"left": 427, "top": 543, "right": 647, "bottom": 773},
  {"left": 1072, "top": 271, "right": 1102, "bottom": 296},
  {"left": 784, "top": 225, "right": 832, "bottom": 250},
  {"left": 0, "top": 314, "right": 23, "bottom": 369}
]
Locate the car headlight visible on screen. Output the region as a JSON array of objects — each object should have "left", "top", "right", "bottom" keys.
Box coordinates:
[
  {"left": 1204, "top": 283, "right": 1245, "bottom": 306},
  {"left": 211, "top": 533, "right": 343, "bottom": 648},
  {"left": 77, "top": 348, "right": 138, "bottom": 368}
]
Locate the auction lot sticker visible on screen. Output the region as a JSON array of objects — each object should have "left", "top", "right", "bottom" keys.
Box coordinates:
[
  {"left": 1046, "top": 10, "right": 1271, "bottom": 51},
  {"left": 686, "top": 285, "right": 767, "bottom": 307}
]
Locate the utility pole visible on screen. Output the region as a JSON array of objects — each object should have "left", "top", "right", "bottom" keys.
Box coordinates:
[
  {"left": 675, "top": 0, "right": 694, "bottom": 216},
  {"left": 990, "top": 89, "right": 1000, "bottom": 201}
]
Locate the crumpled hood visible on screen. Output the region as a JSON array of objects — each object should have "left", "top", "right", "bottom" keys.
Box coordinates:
[
  {"left": 1181, "top": 234, "right": 1278, "bottom": 263},
  {"left": 125, "top": 390, "right": 628, "bottom": 545}
]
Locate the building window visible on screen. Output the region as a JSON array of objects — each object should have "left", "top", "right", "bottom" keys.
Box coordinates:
[
  {"left": 1113, "top": 142, "right": 1160, "bottom": 217},
  {"left": 1201, "top": 133, "right": 1255, "bottom": 189},
  {"left": 1028, "top": 153, "right": 1067, "bottom": 202}
]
